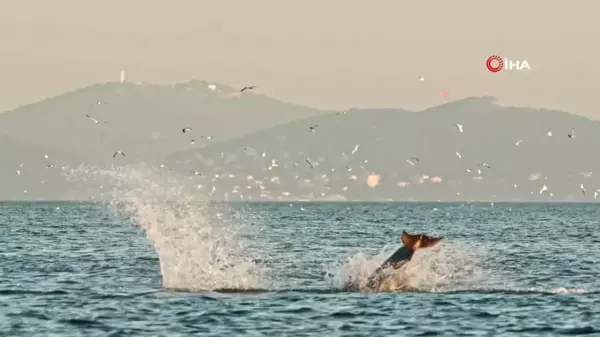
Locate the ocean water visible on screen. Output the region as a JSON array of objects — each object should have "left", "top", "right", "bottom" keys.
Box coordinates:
[{"left": 2, "top": 199, "right": 600, "bottom": 336}]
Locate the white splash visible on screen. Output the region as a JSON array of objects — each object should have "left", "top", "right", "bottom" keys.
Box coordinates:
[
  {"left": 62, "top": 164, "right": 268, "bottom": 291},
  {"left": 327, "top": 242, "right": 488, "bottom": 292}
]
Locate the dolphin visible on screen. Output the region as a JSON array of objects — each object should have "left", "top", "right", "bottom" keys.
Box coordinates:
[{"left": 344, "top": 231, "right": 443, "bottom": 292}]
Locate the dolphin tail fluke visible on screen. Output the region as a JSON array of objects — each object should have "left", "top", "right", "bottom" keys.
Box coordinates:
[{"left": 401, "top": 231, "right": 443, "bottom": 252}]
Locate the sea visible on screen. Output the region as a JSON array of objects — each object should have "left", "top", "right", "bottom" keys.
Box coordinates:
[{"left": 2, "top": 197, "right": 600, "bottom": 336}]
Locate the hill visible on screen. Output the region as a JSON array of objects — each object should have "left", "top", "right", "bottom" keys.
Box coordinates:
[
  {"left": 0, "top": 134, "right": 88, "bottom": 200},
  {"left": 164, "top": 97, "right": 600, "bottom": 201},
  {"left": 0, "top": 80, "right": 328, "bottom": 164}
]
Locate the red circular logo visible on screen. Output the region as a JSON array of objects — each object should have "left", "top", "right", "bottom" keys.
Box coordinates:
[{"left": 486, "top": 55, "right": 503, "bottom": 72}]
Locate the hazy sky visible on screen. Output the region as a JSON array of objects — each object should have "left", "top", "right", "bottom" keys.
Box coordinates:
[{"left": 1, "top": 1, "right": 598, "bottom": 117}]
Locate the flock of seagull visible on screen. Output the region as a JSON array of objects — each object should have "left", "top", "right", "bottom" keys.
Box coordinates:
[{"left": 12, "top": 82, "right": 599, "bottom": 201}]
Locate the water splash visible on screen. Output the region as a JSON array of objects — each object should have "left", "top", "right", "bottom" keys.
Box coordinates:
[
  {"left": 327, "top": 242, "right": 490, "bottom": 292},
  {"left": 63, "top": 163, "right": 268, "bottom": 291}
]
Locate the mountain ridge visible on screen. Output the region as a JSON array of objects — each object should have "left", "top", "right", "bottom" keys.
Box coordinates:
[
  {"left": 0, "top": 80, "right": 330, "bottom": 163},
  {"left": 1, "top": 85, "right": 599, "bottom": 201},
  {"left": 163, "top": 96, "right": 600, "bottom": 202}
]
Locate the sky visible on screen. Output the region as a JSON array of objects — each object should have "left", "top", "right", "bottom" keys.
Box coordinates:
[{"left": 1, "top": 0, "right": 598, "bottom": 117}]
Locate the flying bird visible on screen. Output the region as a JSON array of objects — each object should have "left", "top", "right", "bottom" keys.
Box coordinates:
[
  {"left": 113, "top": 151, "right": 125, "bottom": 158},
  {"left": 410, "top": 157, "right": 420, "bottom": 162},
  {"left": 581, "top": 184, "right": 586, "bottom": 196},
  {"left": 568, "top": 128, "right": 576, "bottom": 138},
  {"left": 418, "top": 76, "right": 425, "bottom": 81},
  {"left": 539, "top": 184, "right": 548, "bottom": 195},
  {"left": 455, "top": 152, "right": 462, "bottom": 159},
  {"left": 191, "top": 170, "right": 202, "bottom": 176},
  {"left": 240, "top": 86, "right": 256, "bottom": 92},
  {"left": 351, "top": 144, "right": 359, "bottom": 155},
  {"left": 547, "top": 131, "right": 553, "bottom": 137},
  {"left": 182, "top": 127, "right": 192, "bottom": 133},
  {"left": 309, "top": 125, "right": 318, "bottom": 132},
  {"left": 516, "top": 140, "right": 524, "bottom": 146},
  {"left": 305, "top": 158, "right": 314, "bottom": 169},
  {"left": 200, "top": 135, "right": 213, "bottom": 140},
  {"left": 84, "top": 114, "right": 99, "bottom": 124},
  {"left": 453, "top": 124, "right": 464, "bottom": 133},
  {"left": 406, "top": 159, "right": 415, "bottom": 166}
]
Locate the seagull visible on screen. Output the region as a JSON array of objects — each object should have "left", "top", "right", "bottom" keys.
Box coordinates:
[
  {"left": 455, "top": 152, "right": 462, "bottom": 159},
  {"left": 84, "top": 114, "right": 99, "bottom": 124},
  {"left": 182, "top": 127, "right": 192, "bottom": 133},
  {"left": 191, "top": 170, "right": 202, "bottom": 176},
  {"left": 351, "top": 144, "right": 359, "bottom": 155},
  {"left": 200, "top": 135, "right": 213, "bottom": 140},
  {"left": 516, "top": 140, "right": 524, "bottom": 146},
  {"left": 410, "top": 157, "right": 420, "bottom": 162},
  {"left": 336, "top": 110, "right": 347, "bottom": 115},
  {"left": 595, "top": 190, "right": 599, "bottom": 200},
  {"left": 453, "top": 124, "right": 464, "bottom": 133},
  {"left": 581, "top": 184, "right": 586, "bottom": 196},
  {"left": 190, "top": 139, "right": 195, "bottom": 144},
  {"left": 539, "top": 184, "right": 548, "bottom": 194},
  {"left": 47, "top": 164, "right": 56, "bottom": 168},
  {"left": 305, "top": 158, "right": 314, "bottom": 169},
  {"left": 240, "top": 86, "right": 256, "bottom": 92},
  {"left": 16, "top": 170, "right": 20, "bottom": 176},
  {"left": 268, "top": 159, "right": 278, "bottom": 170},
  {"left": 568, "top": 128, "right": 576, "bottom": 138},
  {"left": 113, "top": 151, "right": 125, "bottom": 158},
  {"left": 20, "top": 163, "right": 24, "bottom": 168},
  {"left": 480, "top": 163, "right": 491, "bottom": 169},
  {"left": 547, "top": 131, "right": 553, "bottom": 137},
  {"left": 309, "top": 125, "right": 318, "bottom": 132},
  {"left": 418, "top": 76, "right": 425, "bottom": 81},
  {"left": 406, "top": 159, "right": 415, "bottom": 166}
]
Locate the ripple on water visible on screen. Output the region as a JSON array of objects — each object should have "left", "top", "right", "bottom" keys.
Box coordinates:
[{"left": 1, "top": 201, "right": 600, "bottom": 336}]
